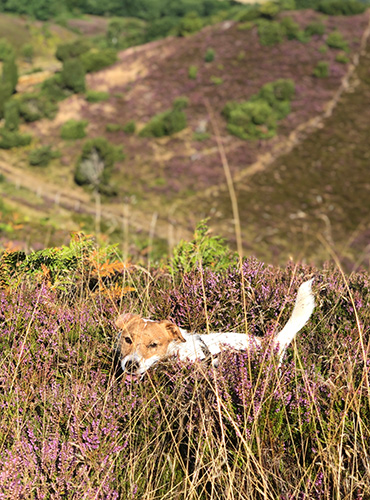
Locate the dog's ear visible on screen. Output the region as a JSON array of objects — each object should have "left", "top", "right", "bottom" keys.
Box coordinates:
[
  {"left": 115, "top": 313, "right": 139, "bottom": 329},
  {"left": 160, "top": 320, "right": 186, "bottom": 343}
]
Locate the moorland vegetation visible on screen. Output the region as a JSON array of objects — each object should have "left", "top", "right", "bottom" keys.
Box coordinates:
[{"left": 0, "top": 230, "right": 369, "bottom": 498}]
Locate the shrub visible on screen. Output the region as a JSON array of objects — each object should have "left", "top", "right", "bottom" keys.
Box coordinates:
[
  {"left": 204, "top": 48, "right": 215, "bottom": 62},
  {"left": 281, "top": 16, "right": 308, "bottom": 41},
  {"left": 19, "top": 93, "right": 58, "bottom": 121},
  {"left": 317, "top": 0, "right": 366, "bottom": 16},
  {"left": 106, "top": 123, "right": 122, "bottom": 133},
  {"left": 55, "top": 40, "right": 91, "bottom": 62},
  {"left": 4, "top": 100, "right": 19, "bottom": 131},
  {"left": 173, "top": 96, "right": 189, "bottom": 110},
  {"left": 177, "top": 12, "right": 204, "bottom": 36},
  {"left": 304, "top": 21, "right": 325, "bottom": 36},
  {"left": 85, "top": 90, "right": 110, "bottom": 103},
  {"left": 188, "top": 65, "right": 198, "bottom": 79},
  {"left": 21, "top": 43, "right": 34, "bottom": 63},
  {"left": 60, "top": 120, "right": 88, "bottom": 140},
  {"left": 326, "top": 31, "right": 349, "bottom": 51},
  {"left": 335, "top": 52, "right": 350, "bottom": 63},
  {"left": 41, "top": 75, "right": 71, "bottom": 102},
  {"left": 74, "top": 137, "right": 123, "bottom": 192},
  {"left": 81, "top": 49, "right": 117, "bottom": 73},
  {"left": 28, "top": 146, "right": 59, "bottom": 167},
  {"left": 258, "top": 20, "right": 285, "bottom": 46},
  {"left": 258, "top": 0, "right": 280, "bottom": 19},
  {"left": 223, "top": 78, "right": 295, "bottom": 140},
  {"left": 0, "top": 128, "right": 32, "bottom": 149},
  {"left": 0, "top": 39, "right": 14, "bottom": 61},
  {"left": 210, "top": 75, "right": 223, "bottom": 85},
  {"left": 123, "top": 120, "right": 136, "bottom": 134},
  {"left": 60, "top": 59, "right": 86, "bottom": 93},
  {"left": 313, "top": 60, "right": 330, "bottom": 77},
  {"left": 2, "top": 53, "right": 18, "bottom": 95}
]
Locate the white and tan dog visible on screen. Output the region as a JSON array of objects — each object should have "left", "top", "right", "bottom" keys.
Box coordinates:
[{"left": 116, "top": 279, "right": 315, "bottom": 376}]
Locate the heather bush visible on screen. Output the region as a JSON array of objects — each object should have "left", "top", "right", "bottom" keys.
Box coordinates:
[
  {"left": 139, "top": 99, "right": 188, "bottom": 138},
  {"left": 122, "top": 120, "right": 136, "bottom": 134},
  {"left": 335, "top": 52, "right": 350, "bottom": 63},
  {"left": 19, "top": 92, "right": 58, "bottom": 121},
  {"left": 304, "top": 20, "right": 325, "bottom": 36},
  {"left": 258, "top": 20, "right": 285, "bottom": 46},
  {"left": 60, "top": 58, "right": 86, "bottom": 93},
  {"left": 61, "top": 119, "right": 88, "bottom": 140},
  {"left": 0, "top": 233, "right": 369, "bottom": 498},
  {"left": 55, "top": 39, "right": 91, "bottom": 62}
]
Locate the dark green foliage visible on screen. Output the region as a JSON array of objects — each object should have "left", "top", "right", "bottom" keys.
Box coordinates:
[
  {"left": 258, "top": 20, "right": 285, "bottom": 46},
  {"left": 41, "top": 75, "right": 71, "bottom": 102},
  {"left": 2, "top": 53, "right": 18, "bottom": 95},
  {"left": 258, "top": 0, "right": 281, "bottom": 19},
  {"left": 204, "top": 48, "right": 215, "bottom": 62},
  {"left": 326, "top": 31, "right": 349, "bottom": 51},
  {"left": 19, "top": 93, "right": 59, "bottom": 121},
  {"left": 60, "top": 59, "right": 86, "bottom": 93},
  {"left": 0, "top": 83, "right": 12, "bottom": 119},
  {"left": 223, "top": 79, "right": 295, "bottom": 140},
  {"left": 280, "top": 16, "right": 308, "bottom": 41},
  {"left": 0, "top": 128, "right": 31, "bottom": 149},
  {"left": 4, "top": 100, "right": 19, "bottom": 131},
  {"left": 85, "top": 90, "right": 110, "bottom": 103},
  {"left": 55, "top": 40, "right": 91, "bottom": 62},
  {"left": 28, "top": 145, "right": 59, "bottom": 167},
  {"left": 145, "top": 17, "right": 179, "bottom": 41},
  {"left": 123, "top": 120, "right": 136, "bottom": 134},
  {"left": 139, "top": 109, "right": 187, "bottom": 138},
  {"left": 0, "top": 39, "right": 14, "bottom": 61},
  {"left": 173, "top": 96, "right": 189, "bottom": 111},
  {"left": 81, "top": 49, "right": 117, "bottom": 73},
  {"left": 317, "top": 0, "right": 366, "bottom": 16},
  {"left": 313, "top": 60, "right": 330, "bottom": 77},
  {"left": 169, "top": 219, "right": 236, "bottom": 274},
  {"left": 60, "top": 120, "right": 88, "bottom": 140},
  {"left": 176, "top": 12, "right": 204, "bottom": 36},
  {"left": 304, "top": 21, "right": 325, "bottom": 36},
  {"left": 74, "top": 137, "right": 123, "bottom": 193}
]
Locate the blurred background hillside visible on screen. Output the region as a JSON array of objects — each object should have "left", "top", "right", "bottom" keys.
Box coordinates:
[{"left": 0, "top": 0, "right": 369, "bottom": 271}]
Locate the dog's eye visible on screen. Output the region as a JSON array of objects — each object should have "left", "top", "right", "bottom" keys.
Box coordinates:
[
  {"left": 124, "top": 337, "right": 132, "bottom": 344},
  {"left": 148, "top": 342, "right": 158, "bottom": 349}
]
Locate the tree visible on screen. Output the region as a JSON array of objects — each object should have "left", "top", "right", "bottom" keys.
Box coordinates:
[
  {"left": 60, "top": 59, "right": 86, "bottom": 93},
  {"left": 2, "top": 53, "right": 18, "bottom": 94}
]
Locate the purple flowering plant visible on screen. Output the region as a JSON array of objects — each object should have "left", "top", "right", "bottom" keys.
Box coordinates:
[{"left": 0, "top": 233, "right": 369, "bottom": 499}]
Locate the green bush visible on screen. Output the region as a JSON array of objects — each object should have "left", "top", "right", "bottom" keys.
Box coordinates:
[
  {"left": 2, "top": 54, "right": 18, "bottom": 95},
  {"left": 41, "top": 75, "right": 71, "bottom": 102},
  {"left": 0, "top": 39, "right": 14, "bottom": 61},
  {"left": 177, "top": 12, "right": 204, "bottom": 36},
  {"left": 317, "top": 0, "right": 366, "bottom": 16},
  {"left": 19, "top": 93, "right": 58, "bottom": 122},
  {"left": 258, "top": 1, "right": 280, "bottom": 19},
  {"left": 173, "top": 96, "right": 189, "bottom": 110},
  {"left": 204, "top": 48, "right": 215, "bottom": 62},
  {"left": 123, "top": 120, "right": 136, "bottom": 134},
  {"left": 21, "top": 43, "right": 34, "bottom": 63},
  {"left": 326, "top": 31, "right": 349, "bottom": 51},
  {"left": 280, "top": 16, "right": 308, "bottom": 41},
  {"left": 81, "top": 49, "right": 117, "bottom": 73},
  {"left": 139, "top": 108, "right": 187, "bottom": 137},
  {"left": 313, "top": 60, "right": 330, "bottom": 77},
  {"left": 60, "top": 59, "right": 86, "bottom": 93},
  {"left": 60, "top": 120, "right": 88, "bottom": 140},
  {"left": 258, "top": 21, "right": 285, "bottom": 46},
  {"left": 304, "top": 21, "right": 325, "bottom": 36},
  {"left": 74, "top": 137, "right": 123, "bottom": 193},
  {"left": 188, "top": 65, "right": 198, "bottom": 79},
  {"left": 106, "top": 123, "right": 122, "bottom": 133},
  {"left": 4, "top": 100, "right": 19, "bottom": 131},
  {"left": 28, "top": 146, "right": 59, "bottom": 167},
  {"left": 335, "top": 52, "right": 350, "bottom": 63},
  {"left": 0, "top": 128, "right": 32, "bottom": 149},
  {"left": 210, "top": 75, "right": 223, "bottom": 85},
  {"left": 223, "top": 78, "right": 295, "bottom": 140},
  {"left": 55, "top": 40, "right": 91, "bottom": 62},
  {"left": 85, "top": 90, "right": 110, "bottom": 103}
]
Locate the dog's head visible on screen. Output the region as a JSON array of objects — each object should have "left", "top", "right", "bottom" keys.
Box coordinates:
[{"left": 115, "top": 313, "right": 186, "bottom": 376}]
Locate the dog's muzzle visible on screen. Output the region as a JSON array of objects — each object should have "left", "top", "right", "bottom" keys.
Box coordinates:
[{"left": 122, "top": 358, "right": 140, "bottom": 374}]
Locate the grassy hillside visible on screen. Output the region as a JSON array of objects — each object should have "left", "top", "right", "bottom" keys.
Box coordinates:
[{"left": 0, "top": 234, "right": 369, "bottom": 498}]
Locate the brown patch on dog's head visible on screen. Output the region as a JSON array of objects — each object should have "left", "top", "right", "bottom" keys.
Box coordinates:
[{"left": 115, "top": 314, "right": 185, "bottom": 365}]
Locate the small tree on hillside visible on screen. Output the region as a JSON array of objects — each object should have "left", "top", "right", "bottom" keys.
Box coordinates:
[
  {"left": 4, "top": 100, "right": 20, "bottom": 131},
  {"left": 60, "top": 59, "right": 86, "bottom": 93},
  {"left": 2, "top": 53, "right": 18, "bottom": 95}
]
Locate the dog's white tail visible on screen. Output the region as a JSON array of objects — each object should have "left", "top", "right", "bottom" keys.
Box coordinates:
[{"left": 275, "top": 278, "right": 315, "bottom": 358}]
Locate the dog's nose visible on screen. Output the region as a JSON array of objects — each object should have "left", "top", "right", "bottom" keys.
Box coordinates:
[{"left": 124, "top": 360, "right": 140, "bottom": 374}]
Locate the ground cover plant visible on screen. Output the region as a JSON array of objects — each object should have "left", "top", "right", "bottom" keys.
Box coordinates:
[{"left": 0, "top": 233, "right": 369, "bottom": 498}]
